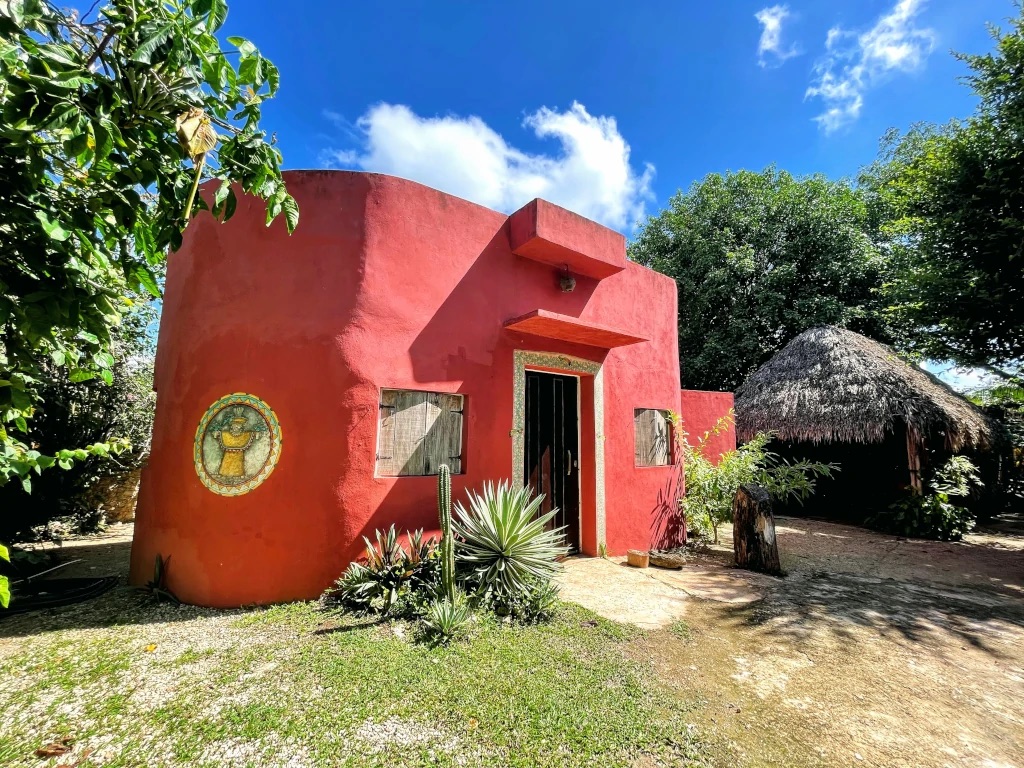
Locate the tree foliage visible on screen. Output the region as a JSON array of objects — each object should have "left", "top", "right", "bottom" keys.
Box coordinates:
[
  {"left": 630, "top": 168, "right": 892, "bottom": 391},
  {"left": 0, "top": 300, "right": 157, "bottom": 542},
  {"left": 0, "top": 0, "right": 296, "bottom": 486},
  {"left": 971, "top": 383, "right": 1024, "bottom": 508},
  {"left": 861, "top": 6, "right": 1024, "bottom": 375}
]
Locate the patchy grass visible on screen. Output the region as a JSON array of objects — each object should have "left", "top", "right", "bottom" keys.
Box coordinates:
[
  {"left": 0, "top": 596, "right": 708, "bottom": 767},
  {"left": 667, "top": 620, "right": 692, "bottom": 642}
]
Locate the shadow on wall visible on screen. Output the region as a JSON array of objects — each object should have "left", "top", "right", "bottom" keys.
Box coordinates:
[
  {"left": 407, "top": 225, "right": 601, "bottom": 383},
  {"left": 651, "top": 465, "right": 685, "bottom": 549}
]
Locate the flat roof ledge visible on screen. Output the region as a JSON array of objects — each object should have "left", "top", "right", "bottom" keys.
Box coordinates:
[
  {"left": 504, "top": 310, "right": 647, "bottom": 349},
  {"left": 508, "top": 199, "right": 627, "bottom": 280}
]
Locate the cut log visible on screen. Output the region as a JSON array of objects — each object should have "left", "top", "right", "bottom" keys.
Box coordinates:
[
  {"left": 648, "top": 551, "right": 686, "bottom": 570},
  {"left": 626, "top": 549, "right": 650, "bottom": 568},
  {"left": 732, "top": 484, "right": 782, "bottom": 576}
]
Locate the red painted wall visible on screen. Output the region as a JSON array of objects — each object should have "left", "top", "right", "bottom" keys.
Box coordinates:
[
  {"left": 680, "top": 390, "right": 736, "bottom": 464},
  {"left": 131, "top": 171, "right": 682, "bottom": 607}
]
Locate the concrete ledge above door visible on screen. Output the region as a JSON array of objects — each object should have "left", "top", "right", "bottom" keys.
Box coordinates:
[{"left": 508, "top": 199, "right": 627, "bottom": 280}]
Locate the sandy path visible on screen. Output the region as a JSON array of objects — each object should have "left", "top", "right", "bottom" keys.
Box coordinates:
[{"left": 563, "top": 517, "right": 1024, "bottom": 768}]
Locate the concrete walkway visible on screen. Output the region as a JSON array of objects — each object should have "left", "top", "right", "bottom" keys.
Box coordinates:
[{"left": 556, "top": 555, "right": 774, "bottom": 629}]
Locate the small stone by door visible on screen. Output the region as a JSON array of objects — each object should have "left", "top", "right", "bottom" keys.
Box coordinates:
[{"left": 524, "top": 370, "right": 581, "bottom": 550}]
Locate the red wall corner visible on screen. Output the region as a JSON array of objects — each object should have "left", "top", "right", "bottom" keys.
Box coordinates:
[{"left": 680, "top": 390, "right": 736, "bottom": 464}]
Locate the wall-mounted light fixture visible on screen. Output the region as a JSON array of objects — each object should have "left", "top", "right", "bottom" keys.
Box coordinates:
[{"left": 559, "top": 264, "right": 576, "bottom": 292}]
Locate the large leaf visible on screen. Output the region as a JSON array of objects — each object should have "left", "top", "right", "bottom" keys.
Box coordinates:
[
  {"left": 130, "top": 23, "right": 174, "bottom": 64},
  {"left": 35, "top": 210, "right": 70, "bottom": 241},
  {"left": 193, "top": 0, "right": 228, "bottom": 32}
]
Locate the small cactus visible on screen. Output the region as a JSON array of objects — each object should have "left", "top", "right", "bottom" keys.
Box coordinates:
[{"left": 438, "top": 464, "right": 455, "bottom": 601}]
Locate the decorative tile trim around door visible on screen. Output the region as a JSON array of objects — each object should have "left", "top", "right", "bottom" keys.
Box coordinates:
[{"left": 512, "top": 351, "right": 605, "bottom": 551}]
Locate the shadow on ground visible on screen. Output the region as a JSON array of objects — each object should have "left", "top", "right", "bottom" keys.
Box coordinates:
[
  {"left": 0, "top": 534, "right": 233, "bottom": 639},
  {"left": 718, "top": 569, "right": 1024, "bottom": 657}
]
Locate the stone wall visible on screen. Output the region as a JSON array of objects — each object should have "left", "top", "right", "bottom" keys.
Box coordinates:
[{"left": 85, "top": 467, "right": 142, "bottom": 523}]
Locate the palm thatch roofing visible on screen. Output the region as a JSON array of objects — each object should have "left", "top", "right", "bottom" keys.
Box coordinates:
[{"left": 734, "top": 326, "right": 993, "bottom": 450}]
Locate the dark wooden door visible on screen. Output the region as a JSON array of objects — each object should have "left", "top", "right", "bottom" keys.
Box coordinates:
[{"left": 524, "top": 371, "right": 580, "bottom": 550}]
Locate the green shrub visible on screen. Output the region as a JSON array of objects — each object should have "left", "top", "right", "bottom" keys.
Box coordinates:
[
  {"left": 868, "top": 455, "right": 982, "bottom": 541},
  {"left": 678, "top": 412, "right": 837, "bottom": 542},
  {"left": 502, "top": 578, "right": 560, "bottom": 623},
  {"left": 326, "top": 526, "right": 438, "bottom": 615},
  {"left": 0, "top": 300, "right": 157, "bottom": 542},
  {"left": 453, "top": 481, "right": 567, "bottom": 616},
  {"left": 421, "top": 594, "right": 471, "bottom": 645},
  {"left": 874, "top": 493, "right": 975, "bottom": 541}
]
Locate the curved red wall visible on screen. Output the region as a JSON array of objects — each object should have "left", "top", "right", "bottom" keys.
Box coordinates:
[{"left": 131, "top": 171, "right": 683, "bottom": 607}]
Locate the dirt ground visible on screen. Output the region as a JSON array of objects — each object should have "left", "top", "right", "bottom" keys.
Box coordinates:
[
  {"left": 8, "top": 519, "right": 1024, "bottom": 767},
  {"left": 563, "top": 516, "right": 1024, "bottom": 768}
]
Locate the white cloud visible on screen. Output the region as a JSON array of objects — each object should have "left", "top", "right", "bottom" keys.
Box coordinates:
[
  {"left": 755, "top": 5, "right": 800, "bottom": 67},
  {"left": 321, "top": 102, "right": 654, "bottom": 232},
  {"left": 806, "top": 0, "right": 936, "bottom": 133}
]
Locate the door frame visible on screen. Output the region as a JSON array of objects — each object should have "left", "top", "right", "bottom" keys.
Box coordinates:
[{"left": 512, "top": 351, "right": 606, "bottom": 554}]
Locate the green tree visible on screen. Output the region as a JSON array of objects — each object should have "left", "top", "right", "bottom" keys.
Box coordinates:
[
  {"left": 861, "top": 6, "right": 1024, "bottom": 378},
  {"left": 0, "top": 0, "right": 297, "bottom": 488},
  {"left": 630, "top": 168, "right": 892, "bottom": 391},
  {"left": 0, "top": 299, "right": 157, "bottom": 542}
]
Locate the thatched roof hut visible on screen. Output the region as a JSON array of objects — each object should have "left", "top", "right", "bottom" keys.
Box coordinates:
[{"left": 735, "top": 326, "right": 992, "bottom": 452}]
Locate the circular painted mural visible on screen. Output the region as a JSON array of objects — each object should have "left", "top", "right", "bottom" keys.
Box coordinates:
[{"left": 194, "top": 393, "right": 282, "bottom": 496}]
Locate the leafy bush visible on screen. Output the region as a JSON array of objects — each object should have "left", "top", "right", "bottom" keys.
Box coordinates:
[
  {"left": 868, "top": 455, "right": 982, "bottom": 541},
  {"left": 326, "top": 526, "right": 438, "bottom": 615},
  {"left": 0, "top": 543, "right": 9, "bottom": 609},
  {"left": 421, "top": 594, "right": 471, "bottom": 645},
  {"left": 679, "top": 413, "right": 837, "bottom": 542},
  {"left": 494, "top": 578, "right": 561, "bottom": 623},
  {"left": 0, "top": 301, "right": 157, "bottom": 542},
  {"left": 453, "top": 481, "right": 568, "bottom": 616},
  {"left": 876, "top": 493, "right": 975, "bottom": 542},
  {"left": 971, "top": 384, "right": 1024, "bottom": 512}
]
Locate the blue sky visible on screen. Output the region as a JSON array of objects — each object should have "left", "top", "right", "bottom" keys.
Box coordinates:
[{"left": 211, "top": 0, "right": 1010, "bottom": 233}]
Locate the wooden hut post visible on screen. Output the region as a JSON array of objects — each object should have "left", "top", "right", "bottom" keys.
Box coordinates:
[
  {"left": 732, "top": 484, "right": 782, "bottom": 576},
  {"left": 906, "top": 426, "right": 923, "bottom": 493}
]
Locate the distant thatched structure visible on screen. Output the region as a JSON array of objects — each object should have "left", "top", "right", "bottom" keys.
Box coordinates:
[
  {"left": 735, "top": 327, "right": 992, "bottom": 513},
  {"left": 735, "top": 326, "right": 992, "bottom": 451}
]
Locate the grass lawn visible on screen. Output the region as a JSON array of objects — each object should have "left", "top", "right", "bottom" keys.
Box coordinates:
[{"left": 0, "top": 596, "right": 709, "bottom": 767}]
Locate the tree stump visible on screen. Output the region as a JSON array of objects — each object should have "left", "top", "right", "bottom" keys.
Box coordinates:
[{"left": 732, "top": 484, "right": 782, "bottom": 576}]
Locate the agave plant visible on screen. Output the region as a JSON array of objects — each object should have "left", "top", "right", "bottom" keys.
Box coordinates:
[
  {"left": 421, "top": 594, "right": 471, "bottom": 645},
  {"left": 525, "top": 580, "right": 560, "bottom": 621},
  {"left": 452, "top": 481, "right": 568, "bottom": 602}
]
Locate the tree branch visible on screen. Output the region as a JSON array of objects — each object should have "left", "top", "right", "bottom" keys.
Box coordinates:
[
  {"left": 983, "top": 364, "right": 1024, "bottom": 387},
  {"left": 85, "top": 27, "right": 116, "bottom": 70}
]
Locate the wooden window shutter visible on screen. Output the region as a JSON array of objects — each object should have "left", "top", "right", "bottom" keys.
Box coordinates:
[
  {"left": 635, "top": 408, "right": 671, "bottom": 467},
  {"left": 377, "top": 389, "right": 464, "bottom": 476},
  {"left": 422, "top": 393, "right": 464, "bottom": 475}
]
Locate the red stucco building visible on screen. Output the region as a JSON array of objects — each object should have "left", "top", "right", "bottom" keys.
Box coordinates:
[
  {"left": 131, "top": 170, "right": 704, "bottom": 607},
  {"left": 680, "top": 390, "right": 736, "bottom": 464}
]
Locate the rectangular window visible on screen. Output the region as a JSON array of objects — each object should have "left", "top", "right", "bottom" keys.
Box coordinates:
[
  {"left": 634, "top": 408, "right": 672, "bottom": 467},
  {"left": 376, "top": 389, "right": 464, "bottom": 476}
]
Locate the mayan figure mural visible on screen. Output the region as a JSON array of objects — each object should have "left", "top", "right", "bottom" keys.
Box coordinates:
[{"left": 194, "top": 393, "right": 283, "bottom": 496}]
